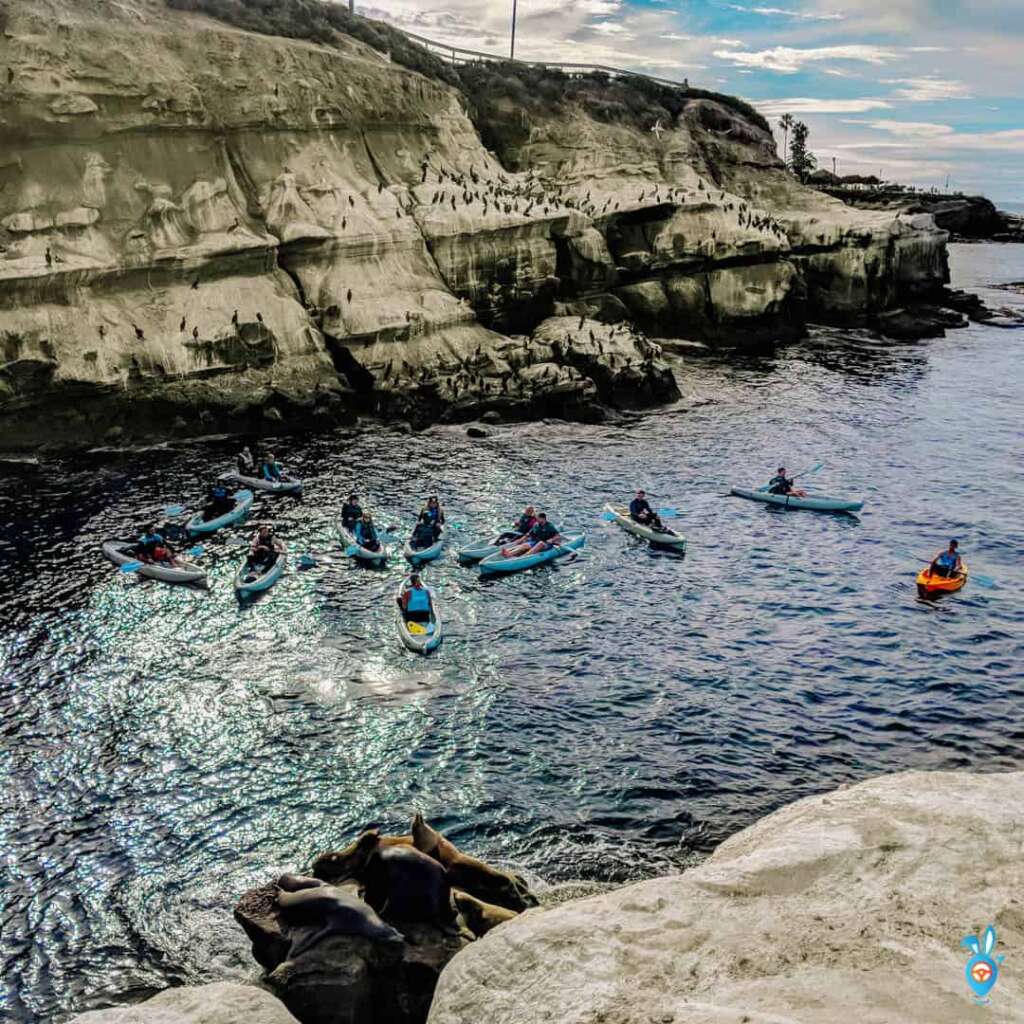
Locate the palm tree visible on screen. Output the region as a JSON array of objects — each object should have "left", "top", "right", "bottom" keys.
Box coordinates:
[{"left": 779, "top": 113, "right": 795, "bottom": 166}]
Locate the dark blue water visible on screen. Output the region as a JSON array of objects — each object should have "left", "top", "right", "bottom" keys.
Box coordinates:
[{"left": 1, "top": 244, "right": 1022, "bottom": 1022}]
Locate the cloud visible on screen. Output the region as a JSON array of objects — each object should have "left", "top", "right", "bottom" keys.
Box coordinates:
[
  {"left": 714, "top": 44, "right": 898, "bottom": 73},
  {"left": 834, "top": 129, "right": 1024, "bottom": 154},
  {"left": 754, "top": 97, "right": 894, "bottom": 115},
  {"left": 589, "top": 20, "right": 631, "bottom": 34},
  {"left": 724, "top": 3, "right": 844, "bottom": 19},
  {"left": 842, "top": 119, "right": 955, "bottom": 138},
  {"left": 882, "top": 77, "right": 973, "bottom": 101}
]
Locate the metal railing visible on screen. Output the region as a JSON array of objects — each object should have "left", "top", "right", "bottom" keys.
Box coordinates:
[{"left": 398, "top": 28, "right": 691, "bottom": 91}]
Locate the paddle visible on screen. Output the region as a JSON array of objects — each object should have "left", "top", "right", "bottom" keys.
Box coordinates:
[
  {"left": 163, "top": 504, "right": 186, "bottom": 517},
  {"left": 119, "top": 560, "right": 145, "bottom": 573},
  {"left": 186, "top": 545, "right": 205, "bottom": 558},
  {"left": 793, "top": 461, "right": 825, "bottom": 480}
]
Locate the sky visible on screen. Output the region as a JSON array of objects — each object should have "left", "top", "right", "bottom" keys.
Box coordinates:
[{"left": 360, "top": 0, "right": 1023, "bottom": 205}]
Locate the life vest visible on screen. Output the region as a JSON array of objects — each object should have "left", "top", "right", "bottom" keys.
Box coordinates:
[
  {"left": 424, "top": 506, "right": 441, "bottom": 524},
  {"left": 937, "top": 551, "right": 958, "bottom": 569},
  {"left": 406, "top": 586, "right": 430, "bottom": 612},
  {"left": 355, "top": 523, "right": 376, "bottom": 545},
  {"left": 516, "top": 515, "right": 537, "bottom": 534}
]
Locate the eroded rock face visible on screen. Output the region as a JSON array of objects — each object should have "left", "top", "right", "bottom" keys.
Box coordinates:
[
  {"left": 0, "top": 0, "right": 952, "bottom": 448},
  {"left": 68, "top": 982, "right": 300, "bottom": 1023},
  {"left": 428, "top": 770, "right": 1024, "bottom": 1024}
]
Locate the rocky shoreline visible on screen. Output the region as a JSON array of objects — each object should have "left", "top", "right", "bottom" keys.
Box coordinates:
[
  {"left": 70, "top": 770, "right": 1024, "bottom": 1024},
  {"left": 0, "top": 0, "right": 974, "bottom": 452}
]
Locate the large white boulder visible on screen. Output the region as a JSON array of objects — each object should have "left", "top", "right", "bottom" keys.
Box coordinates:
[
  {"left": 429, "top": 771, "right": 1024, "bottom": 1024},
  {"left": 70, "top": 982, "right": 299, "bottom": 1024}
]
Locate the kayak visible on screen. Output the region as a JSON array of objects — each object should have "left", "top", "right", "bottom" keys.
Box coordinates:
[
  {"left": 395, "top": 578, "right": 443, "bottom": 654},
  {"left": 479, "top": 533, "right": 585, "bottom": 574},
  {"left": 603, "top": 504, "right": 687, "bottom": 549},
  {"left": 457, "top": 535, "right": 506, "bottom": 563},
  {"left": 221, "top": 470, "right": 303, "bottom": 495},
  {"left": 339, "top": 525, "right": 388, "bottom": 565},
  {"left": 186, "top": 489, "right": 254, "bottom": 536},
  {"left": 730, "top": 486, "right": 864, "bottom": 513},
  {"left": 235, "top": 548, "right": 287, "bottom": 596},
  {"left": 404, "top": 527, "right": 444, "bottom": 564},
  {"left": 102, "top": 540, "right": 207, "bottom": 586},
  {"left": 917, "top": 563, "right": 968, "bottom": 599}
]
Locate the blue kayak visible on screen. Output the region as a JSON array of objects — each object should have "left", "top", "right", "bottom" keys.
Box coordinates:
[
  {"left": 187, "top": 490, "right": 254, "bottom": 535},
  {"left": 403, "top": 526, "right": 444, "bottom": 564},
  {"left": 234, "top": 547, "right": 286, "bottom": 596},
  {"left": 730, "top": 486, "right": 864, "bottom": 513},
  {"left": 479, "top": 533, "right": 585, "bottom": 573}
]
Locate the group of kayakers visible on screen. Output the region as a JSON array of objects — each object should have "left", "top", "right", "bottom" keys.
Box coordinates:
[{"left": 236, "top": 445, "right": 285, "bottom": 483}]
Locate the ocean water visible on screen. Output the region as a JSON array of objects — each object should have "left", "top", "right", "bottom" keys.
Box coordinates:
[{"left": 1, "top": 244, "right": 1022, "bottom": 1022}]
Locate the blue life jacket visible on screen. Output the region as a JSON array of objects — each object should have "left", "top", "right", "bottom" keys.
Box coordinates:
[
  {"left": 423, "top": 506, "right": 441, "bottom": 524},
  {"left": 212, "top": 485, "right": 228, "bottom": 500},
  {"left": 140, "top": 531, "right": 163, "bottom": 547},
  {"left": 406, "top": 586, "right": 430, "bottom": 612},
  {"left": 262, "top": 462, "right": 282, "bottom": 481},
  {"left": 355, "top": 522, "right": 377, "bottom": 545},
  {"left": 937, "top": 551, "right": 958, "bottom": 569}
]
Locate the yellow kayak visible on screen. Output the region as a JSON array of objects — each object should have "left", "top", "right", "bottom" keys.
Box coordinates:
[{"left": 916, "top": 562, "right": 968, "bottom": 599}]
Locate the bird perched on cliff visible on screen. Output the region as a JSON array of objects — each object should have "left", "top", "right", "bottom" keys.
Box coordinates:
[
  {"left": 45, "top": 247, "right": 52, "bottom": 268},
  {"left": 231, "top": 310, "right": 239, "bottom": 327},
  {"left": 346, "top": 289, "right": 352, "bottom": 303},
  {"left": 228, "top": 218, "right": 239, "bottom": 233},
  {"left": 342, "top": 217, "right": 347, "bottom": 230},
  {"left": 98, "top": 325, "right": 106, "bottom": 340},
  {"left": 256, "top": 312, "right": 263, "bottom": 324},
  {"left": 192, "top": 326, "right": 199, "bottom": 340},
  {"left": 133, "top": 324, "right": 145, "bottom": 341},
  {"left": 190, "top": 277, "right": 200, "bottom": 289},
  {"left": 179, "top": 316, "right": 186, "bottom": 332},
  {"left": 348, "top": 195, "right": 355, "bottom": 208}
]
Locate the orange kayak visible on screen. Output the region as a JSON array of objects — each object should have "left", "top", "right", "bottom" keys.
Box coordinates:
[{"left": 916, "top": 562, "right": 968, "bottom": 599}]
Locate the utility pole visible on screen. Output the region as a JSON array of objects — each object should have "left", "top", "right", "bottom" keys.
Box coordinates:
[
  {"left": 511, "top": 0, "right": 517, "bottom": 59},
  {"left": 349, "top": 0, "right": 354, "bottom": 12},
  {"left": 832, "top": 156, "right": 837, "bottom": 178}
]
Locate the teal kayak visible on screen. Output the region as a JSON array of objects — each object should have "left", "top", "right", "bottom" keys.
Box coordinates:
[
  {"left": 187, "top": 489, "right": 254, "bottom": 536},
  {"left": 235, "top": 548, "right": 286, "bottom": 596},
  {"left": 458, "top": 535, "right": 506, "bottom": 562},
  {"left": 730, "top": 487, "right": 864, "bottom": 513},
  {"left": 479, "top": 534, "right": 585, "bottom": 573}
]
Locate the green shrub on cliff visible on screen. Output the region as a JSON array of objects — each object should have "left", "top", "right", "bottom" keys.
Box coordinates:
[{"left": 162, "top": 0, "right": 769, "bottom": 161}]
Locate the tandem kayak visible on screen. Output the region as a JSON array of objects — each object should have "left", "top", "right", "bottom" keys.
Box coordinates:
[
  {"left": 730, "top": 487, "right": 864, "bottom": 513},
  {"left": 339, "top": 526, "right": 388, "bottom": 565},
  {"left": 403, "top": 526, "right": 444, "bottom": 565},
  {"left": 479, "top": 533, "right": 585, "bottom": 574},
  {"left": 916, "top": 563, "right": 968, "bottom": 599},
  {"left": 457, "top": 535, "right": 507, "bottom": 563},
  {"left": 395, "top": 579, "right": 443, "bottom": 654},
  {"left": 187, "top": 489, "right": 254, "bottom": 536},
  {"left": 101, "top": 540, "right": 208, "bottom": 586},
  {"left": 603, "top": 504, "right": 687, "bottom": 550},
  {"left": 221, "top": 470, "right": 303, "bottom": 495},
  {"left": 235, "top": 549, "right": 286, "bottom": 596}
]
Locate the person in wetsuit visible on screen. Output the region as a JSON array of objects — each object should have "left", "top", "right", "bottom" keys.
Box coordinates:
[
  {"left": 629, "top": 489, "right": 664, "bottom": 530},
  {"left": 260, "top": 453, "right": 283, "bottom": 482},
  {"left": 930, "top": 539, "right": 962, "bottom": 578},
  {"left": 341, "top": 494, "right": 362, "bottom": 532},
  {"left": 767, "top": 466, "right": 806, "bottom": 499},
  {"left": 410, "top": 511, "right": 441, "bottom": 551},
  {"left": 497, "top": 505, "right": 537, "bottom": 544}
]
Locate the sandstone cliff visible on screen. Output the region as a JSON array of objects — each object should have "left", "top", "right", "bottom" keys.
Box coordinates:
[
  {"left": 428, "top": 770, "right": 1024, "bottom": 1024},
  {"left": 0, "top": 0, "right": 951, "bottom": 448}
]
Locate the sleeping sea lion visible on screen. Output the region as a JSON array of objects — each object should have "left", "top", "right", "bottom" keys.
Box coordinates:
[
  {"left": 277, "top": 873, "right": 325, "bottom": 892},
  {"left": 412, "top": 813, "right": 537, "bottom": 912},
  {"left": 275, "top": 881, "right": 404, "bottom": 959},
  {"left": 453, "top": 890, "right": 519, "bottom": 938},
  {"left": 361, "top": 833, "right": 457, "bottom": 927},
  {"left": 311, "top": 829, "right": 413, "bottom": 883}
]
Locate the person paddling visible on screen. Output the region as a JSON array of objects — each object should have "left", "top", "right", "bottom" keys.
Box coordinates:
[
  {"left": 629, "top": 489, "right": 664, "bottom": 530},
  {"left": 410, "top": 511, "right": 441, "bottom": 551},
  {"left": 248, "top": 525, "right": 282, "bottom": 570},
  {"left": 341, "top": 493, "right": 362, "bottom": 531},
  {"left": 767, "top": 466, "right": 806, "bottom": 498},
  {"left": 237, "top": 445, "right": 256, "bottom": 476},
  {"left": 136, "top": 523, "right": 168, "bottom": 562},
  {"left": 422, "top": 495, "right": 445, "bottom": 527},
  {"left": 929, "top": 539, "right": 962, "bottom": 578},
  {"left": 204, "top": 482, "right": 234, "bottom": 521},
  {"left": 497, "top": 505, "right": 537, "bottom": 543},
  {"left": 397, "top": 573, "right": 432, "bottom": 622},
  {"left": 501, "top": 512, "right": 562, "bottom": 557},
  {"left": 260, "top": 452, "right": 283, "bottom": 482},
  {"left": 354, "top": 512, "right": 382, "bottom": 553}
]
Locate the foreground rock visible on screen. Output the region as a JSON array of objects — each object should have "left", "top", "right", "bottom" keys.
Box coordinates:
[
  {"left": 429, "top": 770, "right": 1024, "bottom": 1024},
  {"left": 235, "top": 816, "right": 536, "bottom": 1024},
  {"left": 70, "top": 982, "right": 299, "bottom": 1023}
]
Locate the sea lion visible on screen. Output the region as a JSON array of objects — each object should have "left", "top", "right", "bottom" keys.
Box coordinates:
[
  {"left": 361, "top": 833, "right": 457, "bottom": 927},
  {"left": 412, "top": 813, "right": 537, "bottom": 912},
  {"left": 453, "top": 890, "right": 519, "bottom": 938},
  {"left": 276, "top": 880, "right": 403, "bottom": 959},
  {"left": 277, "top": 873, "right": 325, "bottom": 892},
  {"left": 311, "top": 829, "right": 413, "bottom": 883}
]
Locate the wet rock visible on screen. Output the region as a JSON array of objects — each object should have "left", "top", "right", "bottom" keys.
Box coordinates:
[
  {"left": 480, "top": 410, "right": 502, "bottom": 424},
  {"left": 876, "top": 306, "right": 968, "bottom": 341},
  {"left": 103, "top": 425, "right": 123, "bottom": 442},
  {"left": 466, "top": 425, "right": 489, "bottom": 438},
  {"left": 69, "top": 982, "right": 299, "bottom": 1023}
]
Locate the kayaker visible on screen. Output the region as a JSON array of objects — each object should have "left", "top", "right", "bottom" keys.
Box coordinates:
[
  {"left": 767, "top": 466, "right": 806, "bottom": 498},
  {"left": 354, "top": 512, "right": 382, "bottom": 553},
  {"left": 248, "top": 525, "right": 282, "bottom": 569},
  {"left": 929, "top": 539, "right": 962, "bottom": 578},
  {"left": 501, "top": 512, "right": 562, "bottom": 557},
  {"left": 397, "top": 573, "right": 432, "bottom": 622},
  {"left": 237, "top": 445, "right": 256, "bottom": 476},
  {"left": 136, "top": 523, "right": 165, "bottom": 561},
  {"left": 260, "top": 453, "right": 283, "bottom": 482},
  {"left": 341, "top": 494, "right": 362, "bottom": 531},
  {"left": 629, "top": 489, "right": 663, "bottom": 530},
  {"left": 497, "top": 505, "right": 537, "bottom": 543},
  {"left": 204, "top": 482, "right": 234, "bottom": 521},
  {"left": 422, "top": 495, "right": 445, "bottom": 527},
  {"left": 410, "top": 512, "right": 441, "bottom": 551}
]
